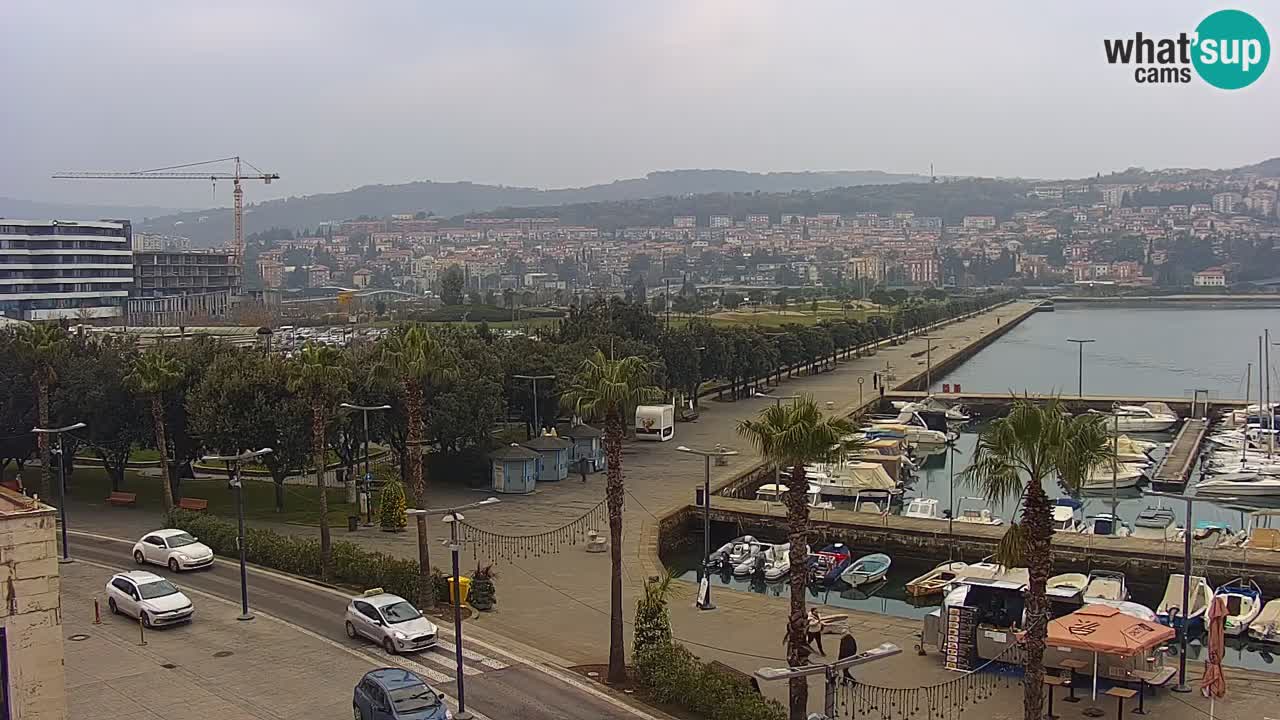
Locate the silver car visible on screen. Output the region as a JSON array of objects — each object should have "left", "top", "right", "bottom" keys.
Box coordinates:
[{"left": 345, "top": 589, "right": 439, "bottom": 654}]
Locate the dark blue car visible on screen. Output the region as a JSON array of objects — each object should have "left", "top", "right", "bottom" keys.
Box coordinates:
[{"left": 353, "top": 668, "right": 452, "bottom": 720}]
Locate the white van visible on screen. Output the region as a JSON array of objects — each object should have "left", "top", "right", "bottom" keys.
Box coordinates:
[{"left": 635, "top": 404, "right": 675, "bottom": 442}]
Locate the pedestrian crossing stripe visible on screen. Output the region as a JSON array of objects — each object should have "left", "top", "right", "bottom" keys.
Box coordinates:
[
  {"left": 419, "top": 647, "right": 484, "bottom": 676},
  {"left": 435, "top": 639, "right": 509, "bottom": 670}
]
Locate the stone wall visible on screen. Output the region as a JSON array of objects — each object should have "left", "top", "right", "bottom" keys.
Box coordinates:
[{"left": 0, "top": 497, "right": 65, "bottom": 720}]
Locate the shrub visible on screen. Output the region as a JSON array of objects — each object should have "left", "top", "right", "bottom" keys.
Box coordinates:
[
  {"left": 633, "top": 575, "right": 673, "bottom": 656},
  {"left": 469, "top": 564, "right": 496, "bottom": 611},
  {"left": 166, "top": 510, "right": 448, "bottom": 603},
  {"left": 379, "top": 479, "right": 407, "bottom": 531}
]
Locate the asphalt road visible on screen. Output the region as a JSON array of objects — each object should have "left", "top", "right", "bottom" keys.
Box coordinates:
[{"left": 67, "top": 532, "right": 660, "bottom": 720}]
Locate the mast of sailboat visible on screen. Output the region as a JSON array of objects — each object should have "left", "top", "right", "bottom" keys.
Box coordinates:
[
  {"left": 1244, "top": 362, "right": 1252, "bottom": 464},
  {"left": 1267, "top": 328, "right": 1274, "bottom": 458},
  {"left": 1262, "top": 335, "right": 1268, "bottom": 460},
  {"left": 1111, "top": 404, "right": 1119, "bottom": 529}
]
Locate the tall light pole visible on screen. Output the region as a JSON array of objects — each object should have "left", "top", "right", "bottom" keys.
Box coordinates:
[
  {"left": 513, "top": 374, "right": 555, "bottom": 438},
  {"left": 677, "top": 445, "right": 739, "bottom": 611},
  {"left": 1145, "top": 490, "right": 1238, "bottom": 692},
  {"left": 202, "top": 448, "right": 273, "bottom": 620},
  {"left": 755, "top": 643, "right": 902, "bottom": 718},
  {"left": 415, "top": 497, "right": 500, "bottom": 720},
  {"left": 1066, "top": 338, "right": 1096, "bottom": 397},
  {"left": 339, "top": 402, "right": 391, "bottom": 526},
  {"left": 32, "top": 422, "right": 86, "bottom": 563}
]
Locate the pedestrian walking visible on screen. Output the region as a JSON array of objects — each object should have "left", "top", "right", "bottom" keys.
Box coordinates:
[
  {"left": 806, "top": 609, "right": 826, "bottom": 656},
  {"left": 838, "top": 630, "right": 859, "bottom": 685}
]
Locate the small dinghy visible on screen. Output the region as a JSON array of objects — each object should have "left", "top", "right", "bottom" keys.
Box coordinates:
[
  {"left": 761, "top": 543, "right": 791, "bottom": 582},
  {"left": 841, "top": 553, "right": 891, "bottom": 587},
  {"left": 732, "top": 540, "right": 770, "bottom": 576},
  {"left": 1215, "top": 578, "right": 1263, "bottom": 637},
  {"left": 1249, "top": 599, "right": 1280, "bottom": 644},
  {"left": 1157, "top": 574, "right": 1214, "bottom": 632},
  {"left": 808, "top": 543, "right": 853, "bottom": 585},
  {"left": 709, "top": 535, "right": 757, "bottom": 570},
  {"left": 1048, "top": 573, "right": 1089, "bottom": 594},
  {"left": 906, "top": 561, "right": 968, "bottom": 598}
]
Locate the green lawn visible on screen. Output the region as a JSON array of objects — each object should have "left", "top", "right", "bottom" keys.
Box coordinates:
[{"left": 18, "top": 465, "right": 365, "bottom": 528}]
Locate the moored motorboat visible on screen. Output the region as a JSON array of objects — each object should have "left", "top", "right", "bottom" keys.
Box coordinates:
[
  {"left": 708, "top": 535, "right": 757, "bottom": 570},
  {"left": 903, "top": 497, "right": 941, "bottom": 520},
  {"left": 1084, "top": 570, "right": 1129, "bottom": 601},
  {"left": 808, "top": 543, "right": 853, "bottom": 585},
  {"left": 1091, "top": 402, "right": 1179, "bottom": 433},
  {"left": 1131, "top": 506, "right": 1179, "bottom": 541},
  {"left": 952, "top": 497, "right": 1002, "bottom": 526},
  {"left": 1080, "top": 513, "right": 1132, "bottom": 537},
  {"left": 732, "top": 540, "right": 770, "bottom": 576},
  {"left": 802, "top": 462, "right": 901, "bottom": 498},
  {"left": 841, "top": 552, "right": 892, "bottom": 587},
  {"left": 1081, "top": 462, "right": 1145, "bottom": 491},
  {"left": 755, "top": 482, "right": 835, "bottom": 509},
  {"left": 1052, "top": 498, "right": 1083, "bottom": 533},
  {"left": 1214, "top": 578, "right": 1263, "bottom": 637},
  {"left": 1048, "top": 573, "right": 1088, "bottom": 593},
  {"left": 1249, "top": 599, "right": 1280, "bottom": 643},
  {"left": 1157, "top": 574, "right": 1214, "bottom": 632},
  {"left": 1195, "top": 474, "right": 1280, "bottom": 497},
  {"left": 762, "top": 543, "right": 791, "bottom": 582},
  {"left": 906, "top": 561, "right": 969, "bottom": 597}
]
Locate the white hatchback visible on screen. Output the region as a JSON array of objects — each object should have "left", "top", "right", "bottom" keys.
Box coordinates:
[
  {"left": 105, "top": 571, "right": 194, "bottom": 627},
  {"left": 132, "top": 529, "right": 215, "bottom": 571},
  {"left": 345, "top": 589, "right": 439, "bottom": 654}
]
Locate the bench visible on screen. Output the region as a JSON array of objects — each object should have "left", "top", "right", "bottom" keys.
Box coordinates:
[
  {"left": 177, "top": 497, "right": 209, "bottom": 512},
  {"left": 106, "top": 491, "right": 137, "bottom": 507}
]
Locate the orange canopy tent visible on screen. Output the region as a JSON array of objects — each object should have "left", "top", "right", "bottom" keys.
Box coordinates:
[{"left": 1046, "top": 604, "right": 1176, "bottom": 700}]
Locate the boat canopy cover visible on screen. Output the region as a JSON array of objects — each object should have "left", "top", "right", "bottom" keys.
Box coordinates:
[
  {"left": 841, "top": 462, "right": 896, "bottom": 491},
  {"left": 1046, "top": 605, "right": 1174, "bottom": 657}
]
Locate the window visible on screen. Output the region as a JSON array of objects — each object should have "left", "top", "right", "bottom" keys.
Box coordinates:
[
  {"left": 111, "top": 578, "right": 133, "bottom": 594},
  {"left": 389, "top": 682, "right": 440, "bottom": 713},
  {"left": 380, "top": 601, "right": 422, "bottom": 625},
  {"left": 354, "top": 601, "right": 380, "bottom": 622},
  {"left": 137, "top": 579, "right": 179, "bottom": 600},
  {"left": 165, "top": 533, "right": 198, "bottom": 548},
  {"left": 144, "top": 536, "right": 165, "bottom": 546}
]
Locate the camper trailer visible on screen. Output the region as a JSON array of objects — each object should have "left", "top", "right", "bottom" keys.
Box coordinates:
[{"left": 635, "top": 404, "right": 675, "bottom": 441}]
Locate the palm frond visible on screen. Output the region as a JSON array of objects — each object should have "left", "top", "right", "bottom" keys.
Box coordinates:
[{"left": 994, "top": 522, "right": 1027, "bottom": 568}]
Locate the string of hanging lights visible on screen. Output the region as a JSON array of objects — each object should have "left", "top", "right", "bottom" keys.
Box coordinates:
[{"left": 459, "top": 498, "right": 607, "bottom": 561}]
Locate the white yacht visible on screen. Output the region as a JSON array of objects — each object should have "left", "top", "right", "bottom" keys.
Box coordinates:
[
  {"left": 755, "top": 483, "right": 835, "bottom": 509},
  {"left": 1195, "top": 474, "right": 1280, "bottom": 497},
  {"left": 1080, "top": 462, "right": 1145, "bottom": 490},
  {"left": 1131, "top": 506, "right": 1179, "bottom": 541},
  {"left": 891, "top": 396, "right": 971, "bottom": 423},
  {"left": 1052, "top": 498, "right": 1083, "bottom": 533},
  {"left": 1091, "top": 402, "right": 1179, "bottom": 433},
  {"left": 802, "top": 462, "right": 900, "bottom": 498},
  {"left": 952, "top": 497, "right": 1002, "bottom": 526},
  {"left": 863, "top": 411, "right": 954, "bottom": 445}
]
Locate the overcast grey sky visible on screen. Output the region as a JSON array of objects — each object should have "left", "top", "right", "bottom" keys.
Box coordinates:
[{"left": 3, "top": 1, "right": 1276, "bottom": 208}]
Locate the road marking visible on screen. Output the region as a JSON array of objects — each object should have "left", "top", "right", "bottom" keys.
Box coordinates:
[
  {"left": 356, "top": 647, "right": 453, "bottom": 684},
  {"left": 70, "top": 556, "right": 493, "bottom": 720},
  {"left": 417, "top": 647, "right": 483, "bottom": 676},
  {"left": 434, "top": 639, "right": 509, "bottom": 670},
  {"left": 68, "top": 531, "right": 667, "bottom": 720}
]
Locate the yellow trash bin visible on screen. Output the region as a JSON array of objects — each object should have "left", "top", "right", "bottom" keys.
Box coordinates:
[{"left": 447, "top": 576, "right": 472, "bottom": 606}]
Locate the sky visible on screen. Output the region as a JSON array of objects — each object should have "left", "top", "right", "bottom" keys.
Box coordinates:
[{"left": 2, "top": 0, "right": 1277, "bottom": 209}]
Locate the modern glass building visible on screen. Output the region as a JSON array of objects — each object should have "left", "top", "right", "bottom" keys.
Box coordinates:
[{"left": 0, "top": 219, "right": 133, "bottom": 320}]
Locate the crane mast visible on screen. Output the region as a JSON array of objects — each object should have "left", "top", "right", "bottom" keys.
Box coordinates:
[{"left": 53, "top": 156, "right": 279, "bottom": 293}]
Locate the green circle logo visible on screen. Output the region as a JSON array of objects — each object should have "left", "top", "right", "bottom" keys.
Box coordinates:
[{"left": 1193, "top": 9, "right": 1270, "bottom": 89}]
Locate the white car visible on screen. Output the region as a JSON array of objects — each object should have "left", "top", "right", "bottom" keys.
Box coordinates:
[
  {"left": 345, "top": 588, "right": 439, "bottom": 654},
  {"left": 132, "top": 529, "right": 214, "bottom": 571},
  {"left": 105, "top": 571, "right": 194, "bottom": 627}
]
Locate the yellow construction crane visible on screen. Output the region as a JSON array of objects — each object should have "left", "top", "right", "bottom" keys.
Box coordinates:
[{"left": 53, "top": 156, "right": 280, "bottom": 288}]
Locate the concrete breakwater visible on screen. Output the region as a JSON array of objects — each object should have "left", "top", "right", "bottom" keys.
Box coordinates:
[{"left": 666, "top": 498, "right": 1280, "bottom": 596}]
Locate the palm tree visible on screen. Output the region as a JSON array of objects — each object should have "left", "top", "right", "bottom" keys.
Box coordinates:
[
  {"left": 377, "top": 324, "right": 456, "bottom": 608},
  {"left": 287, "top": 342, "right": 352, "bottom": 583},
  {"left": 961, "top": 399, "right": 1110, "bottom": 720},
  {"left": 561, "top": 350, "right": 662, "bottom": 685},
  {"left": 127, "top": 348, "right": 182, "bottom": 512},
  {"left": 17, "top": 325, "right": 69, "bottom": 497},
  {"left": 737, "top": 397, "right": 857, "bottom": 720}
]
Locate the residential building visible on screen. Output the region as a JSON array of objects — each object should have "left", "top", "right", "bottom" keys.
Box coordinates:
[
  {"left": 709, "top": 215, "right": 732, "bottom": 228},
  {"left": 962, "top": 215, "right": 996, "bottom": 230},
  {"left": 1193, "top": 267, "right": 1227, "bottom": 287},
  {"left": 746, "top": 214, "right": 770, "bottom": 227},
  {"left": 1101, "top": 186, "right": 1129, "bottom": 208},
  {"left": 672, "top": 216, "right": 696, "bottom": 228},
  {"left": 308, "top": 265, "right": 332, "bottom": 287},
  {"left": 258, "top": 259, "right": 285, "bottom": 289},
  {"left": 0, "top": 487, "right": 66, "bottom": 720},
  {"left": 902, "top": 255, "right": 940, "bottom": 285},
  {"left": 0, "top": 219, "right": 134, "bottom": 320},
  {"left": 1212, "top": 192, "right": 1242, "bottom": 213},
  {"left": 352, "top": 268, "right": 372, "bottom": 289},
  {"left": 847, "top": 256, "right": 885, "bottom": 284}
]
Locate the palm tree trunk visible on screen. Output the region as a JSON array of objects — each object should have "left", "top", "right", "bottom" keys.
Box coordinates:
[
  {"left": 314, "top": 403, "right": 332, "bottom": 582},
  {"left": 784, "top": 464, "right": 812, "bottom": 719},
  {"left": 1021, "top": 479, "right": 1053, "bottom": 720},
  {"left": 405, "top": 381, "right": 434, "bottom": 609},
  {"left": 36, "top": 379, "right": 52, "bottom": 498},
  {"left": 150, "top": 396, "right": 175, "bottom": 512},
  {"left": 605, "top": 409, "right": 626, "bottom": 685}
]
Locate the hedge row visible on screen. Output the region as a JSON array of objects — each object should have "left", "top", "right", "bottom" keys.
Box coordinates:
[
  {"left": 166, "top": 510, "right": 449, "bottom": 603},
  {"left": 634, "top": 644, "right": 785, "bottom": 720}
]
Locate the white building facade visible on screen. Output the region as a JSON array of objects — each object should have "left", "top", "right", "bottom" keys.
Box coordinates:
[{"left": 0, "top": 220, "right": 134, "bottom": 320}]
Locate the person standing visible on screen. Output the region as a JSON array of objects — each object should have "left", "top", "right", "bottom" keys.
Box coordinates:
[
  {"left": 838, "top": 630, "right": 859, "bottom": 685},
  {"left": 806, "top": 609, "right": 826, "bottom": 656}
]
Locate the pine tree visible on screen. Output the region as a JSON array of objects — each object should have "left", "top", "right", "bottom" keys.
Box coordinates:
[{"left": 379, "top": 479, "right": 408, "bottom": 532}]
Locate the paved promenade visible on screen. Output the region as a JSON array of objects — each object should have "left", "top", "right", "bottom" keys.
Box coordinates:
[{"left": 68, "top": 299, "right": 1280, "bottom": 715}]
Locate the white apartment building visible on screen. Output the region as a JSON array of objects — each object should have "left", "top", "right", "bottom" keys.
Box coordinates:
[{"left": 0, "top": 219, "right": 134, "bottom": 320}]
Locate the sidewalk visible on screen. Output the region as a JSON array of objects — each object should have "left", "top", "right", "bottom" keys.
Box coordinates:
[{"left": 74, "top": 300, "right": 1279, "bottom": 715}]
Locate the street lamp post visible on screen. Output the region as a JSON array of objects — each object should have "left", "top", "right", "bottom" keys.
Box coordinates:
[
  {"left": 1066, "top": 338, "right": 1096, "bottom": 397},
  {"left": 202, "top": 448, "right": 273, "bottom": 620},
  {"left": 513, "top": 374, "right": 555, "bottom": 438},
  {"left": 32, "top": 422, "right": 86, "bottom": 563},
  {"left": 413, "top": 497, "right": 500, "bottom": 720},
  {"left": 677, "top": 445, "right": 739, "bottom": 611},
  {"left": 922, "top": 335, "right": 938, "bottom": 392},
  {"left": 1145, "top": 490, "right": 1238, "bottom": 692},
  {"left": 755, "top": 643, "right": 902, "bottom": 718},
  {"left": 339, "top": 402, "right": 392, "bottom": 526}
]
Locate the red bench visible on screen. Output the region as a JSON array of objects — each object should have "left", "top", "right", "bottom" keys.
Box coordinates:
[
  {"left": 106, "top": 491, "right": 137, "bottom": 507},
  {"left": 177, "top": 497, "right": 209, "bottom": 512}
]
